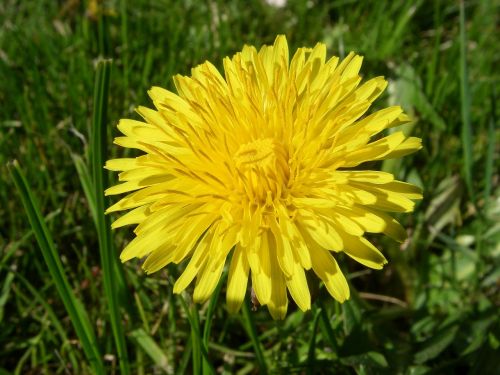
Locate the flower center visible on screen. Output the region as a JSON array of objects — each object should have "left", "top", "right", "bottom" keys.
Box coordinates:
[
  {"left": 234, "top": 138, "right": 276, "bottom": 169},
  {"left": 234, "top": 138, "right": 289, "bottom": 204}
]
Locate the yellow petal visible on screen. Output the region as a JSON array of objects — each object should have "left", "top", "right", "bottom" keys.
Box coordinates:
[
  {"left": 272, "top": 34, "right": 289, "bottom": 70},
  {"left": 267, "top": 233, "right": 288, "bottom": 320},
  {"left": 340, "top": 54, "right": 363, "bottom": 82},
  {"left": 192, "top": 230, "right": 233, "bottom": 303},
  {"left": 111, "top": 205, "right": 149, "bottom": 229},
  {"left": 383, "top": 137, "right": 422, "bottom": 159},
  {"left": 269, "top": 218, "right": 295, "bottom": 277},
  {"left": 289, "top": 226, "right": 312, "bottom": 270},
  {"left": 105, "top": 158, "right": 137, "bottom": 171},
  {"left": 309, "top": 245, "right": 349, "bottom": 302},
  {"left": 381, "top": 217, "right": 407, "bottom": 242},
  {"left": 298, "top": 216, "right": 343, "bottom": 251},
  {"left": 382, "top": 180, "right": 423, "bottom": 197},
  {"left": 133, "top": 203, "right": 196, "bottom": 236},
  {"left": 341, "top": 131, "right": 406, "bottom": 167},
  {"left": 341, "top": 233, "right": 387, "bottom": 269},
  {"left": 335, "top": 205, "right": 405, "bottom": 241},
  {"left": 171, "top": 213, "right": 219, "bottom": 263},
  {"left": 285, "top": 262, "right": 311, "bottom": 311},
  {"left": 105, "top": 180, "right": 148, "bottom": 196},
  {"left": 350, "top": 181, "right": 421, "bottom": 212},
  {"left": 118, "top": 166, "right": 170, "bottom": 182},
  {"left": 331, "top": 213, "right": 364, "bottom": 236},
  {"left": 113, "top": 136, "right": 150, "bottom": 152},
  {"left": 173, "top": 233, "right": 211, "bottom": 293},
  {"left": 337, "top": 171, "right": 394, "bottom": 184},
  {"left": 250, "top": 235, "right": 272, "bottom": 305},
  {"left": 116, "top": 119, "right": 147, "bottom": 137},
  {"left": 338, "top": 184, "right": 378, "bottom": 205},
  {"left": 335, "top": 205, "right": 386, "bottom": 233},
  {"left": 226, "top": 245, "right": 250, "bottom": 313},
  {"left": 121, "top": 225, "right": 171, "bottom": 262},
  {"left": 193, "top": 259, "right": 225, "bottom": 304},
  {"left": 337, "top": 106, "right": 404, "bottom": 143},
  {"left": 354, "top": 76, "right": 387, "bottom": 103},
  {"left": 148, "top": 85, "right": 194, "bottom": 117},
  {"left": 141, "top": 244, "right": 176, "bottom": 274}
]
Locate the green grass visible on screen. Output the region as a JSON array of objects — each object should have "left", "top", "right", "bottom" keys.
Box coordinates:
[{"left": 1, "top": 0, "right": 499, "bottom": 373}]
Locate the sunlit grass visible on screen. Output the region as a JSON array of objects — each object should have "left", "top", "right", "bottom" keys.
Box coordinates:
[{"left": 2, "top": 0, "right": 498, "bottom": 373}]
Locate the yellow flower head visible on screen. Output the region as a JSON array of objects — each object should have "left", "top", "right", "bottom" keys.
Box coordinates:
[{"left": 106, "top": 35, "right": 422, "bottom": 319}]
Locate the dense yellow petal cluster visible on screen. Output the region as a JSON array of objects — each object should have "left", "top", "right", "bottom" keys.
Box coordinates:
[{"left": 106, "top": 35, "right": 422, "bottom": 319}]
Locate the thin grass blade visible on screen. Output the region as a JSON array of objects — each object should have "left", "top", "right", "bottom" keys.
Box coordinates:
[
  {"left": 130, "top": 328, "right": 171, "bottom": 374},
  {"left": 71, "top": 154, "right": 97, "bottom": 225},
  {"left": 90, "top": 59, "right": 130, "bottom": 374},
  {"left": 459, "top": 0, "right": 474, "bottom": 200},
  {"left": 306, "top": 307, "right": 322, "bottom": 375},
  {"left": 202, "top": 271, "right": 227, "bottom": 374},
  {"left": 8, "top": 160, "right": 105, "bottom": 375},
  {"left": 241, "top": 299, "right": 268, "bottom": 374},
  {"left": 317, "top": 298, "right": 339, "bottom": 356},
  {"left": 0, "top": 264, "right": 80, "bottom": 371},
  {"left": 177, "top": 294, "right": 215, "bottom": 374},
  {"left": 484, "top": 87, "right": 496, "bottom": 203}
]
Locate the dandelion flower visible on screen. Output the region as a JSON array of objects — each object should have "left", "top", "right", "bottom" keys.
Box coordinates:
[{"left": 105, "top": 35, "right": 422, "bottom": 319}]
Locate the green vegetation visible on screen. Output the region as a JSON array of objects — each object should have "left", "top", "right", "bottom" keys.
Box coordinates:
[{"left": 1, "top": 0, "right": 498, "bottom": 373}]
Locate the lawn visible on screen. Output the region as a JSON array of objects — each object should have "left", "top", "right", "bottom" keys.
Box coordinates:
[{"left": 1, "top": 0, "right": 499, "bottom": 374}]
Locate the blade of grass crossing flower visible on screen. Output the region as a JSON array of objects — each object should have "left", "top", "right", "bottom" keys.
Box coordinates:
[
  {"left": 306, "top": 307, "right": 322, "bottom": 375},
  {"left": 242, "top": 299, "right": 268, "bottom": 374},
  {"left": 201, "top": 272, "right": 227, "bottom": 374},
  {"left": 73, "top": 154, "right": 135, "bottom": 319},
  {"left": 459, "top": 0, "right": 474, "bottom": 200},
  {"left": 203, "top": 270, "right": 227, "bottom": 346},
  {"left": 8, "top": 161, "right": 105, "bottom": 375},
  {"left": 177, "top": 293, "right": 215, "bottom": 374},
  {"left": 91, "top": 59, "right": 130, "bottom": 375},
  {"left": 191, "top": 305, "right": 202, "bottom": 375}
]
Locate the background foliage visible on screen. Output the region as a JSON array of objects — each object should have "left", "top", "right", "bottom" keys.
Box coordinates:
[{"left": 1, "top": 0, "right": 499, "bottom": 373}]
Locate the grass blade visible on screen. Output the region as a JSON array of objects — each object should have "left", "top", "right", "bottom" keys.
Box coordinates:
[
  {"left": 202, "top": 271, "right": 227, "bottom": 374},
  {"left": 317, "top": 298, "right": 339, "bottom": 356},
  {"left": 177, "top": 294, "right": 215, "bottom": 374},
  {"left": 459, "top": 0, "right": 474, "bottom": 200},
  {"left": 130, "top": 329, "right": 171, "bottom": 373},
  {"left": 203, "top": 271, "right": 227, "bottom": 345},
  {"left": 91, "top": 59, "right": 130, "bottom": 374},
  {"left": 191, "top": 305, "right": 202, "bottom": 375},
  {"left": 484, "top": 87, "right": 496, "bottom": 203},
  {"left": 71, "top": 154, "right": 97, "bottom": 225},
  {"left": 241, "top": 299, "right": 268, "bottom": 374},
  {"left": 8, "top": 160, "right": 105, "bottom": 374},
  {"left": 0, "top": 264, "right": 80, "bottom": 372},
  {"left": 306, "top": 307, "right": 322, "bottom": 375}
]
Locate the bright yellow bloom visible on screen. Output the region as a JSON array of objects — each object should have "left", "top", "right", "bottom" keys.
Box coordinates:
[{"left": 105, "top": 35, "right": 422, "bottom": 319}]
